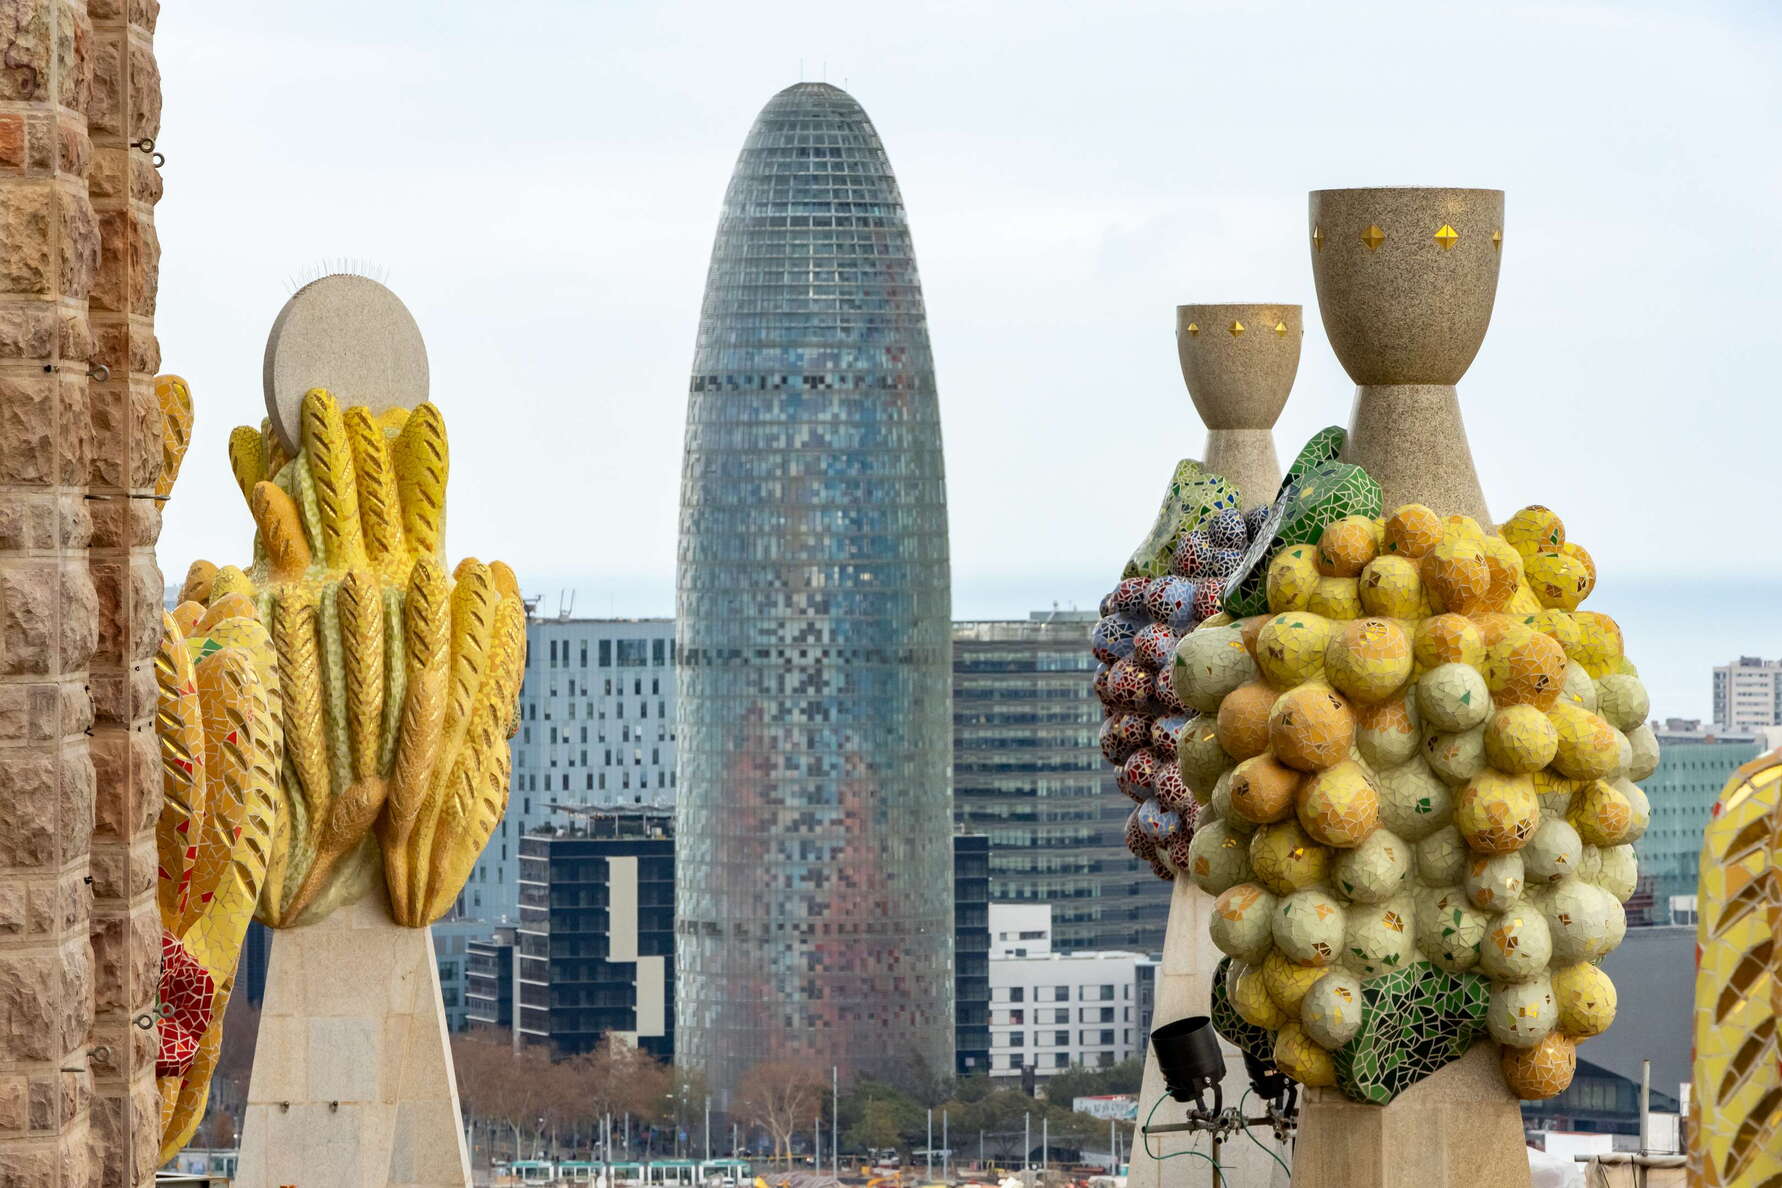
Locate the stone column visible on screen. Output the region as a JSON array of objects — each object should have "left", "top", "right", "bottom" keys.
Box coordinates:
[
  {"left": 84, "top": 0, "right": 163, "bottom": 1182},
  {"left": 236, "top": 888, "right": 472, "bottom": 1188},
  {"left": 1126, "top": 880, "right": 1290, "bottom": 1188},
  {"left": 1308, "top": 187, "right": 1501, "bottom": 523},
  {"left": 1175, "top": 303, "right": 1301, "bottom": 509},
  {"left": 0, "top": 1, "right": 100, "bottom": 1184}
]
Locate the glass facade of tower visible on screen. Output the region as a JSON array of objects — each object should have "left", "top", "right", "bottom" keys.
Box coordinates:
[{"left": 675, "top": 82, "right": 953, "bottom": 1105}]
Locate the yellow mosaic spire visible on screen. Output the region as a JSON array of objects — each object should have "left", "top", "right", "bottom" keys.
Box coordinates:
[{"left": 1690, "top": 749, "right": 1782, "bottom": 1187}]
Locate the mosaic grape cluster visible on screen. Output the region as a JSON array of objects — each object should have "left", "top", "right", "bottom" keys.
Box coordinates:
[
  {"left": 1181, "top": 500, "right": 1651, "bottom": 1104},
  {"left": 1093, "top": 462, "right": 1263, "bottom": 881}
]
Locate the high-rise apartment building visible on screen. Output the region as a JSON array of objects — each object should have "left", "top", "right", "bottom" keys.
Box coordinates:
[
  {"left": 466, "top": 617, "right": 678, "bottom": 924},
  {"left": 516, "top": 813, "right": 675, "bottom": 1060},
  {"left": 1712, "top": 657, "right": 1782, "bottom": 732},
  {"left": 676, "top": 81, "right": 954, "bottom": 1105},
  {"left": 954, "top": 613, "right": 1171, "bottom": 953}
]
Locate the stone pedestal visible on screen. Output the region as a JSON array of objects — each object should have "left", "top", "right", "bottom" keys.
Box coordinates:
[
  {"left": 1290, "top": 1044, "right": 1529, "bottom": 1188},
  {"left": 1175, "top": 304, "right": 1301, "bottom": 510},
  {"left": 1308, "top": 187, "right": 1502, "bottom": 523},
  {"left": 1128, "top": 879, "right": 1290, "bottom": 1188},
  {"left": 235, "top": 889, "right": 470, "bottom": 1188}
]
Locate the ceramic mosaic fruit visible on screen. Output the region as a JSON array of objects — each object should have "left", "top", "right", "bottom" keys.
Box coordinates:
[
  {"left": 1096, "top": 462, "right": 1271, "bottom": 874},
  {"left": 1189, "top": 501, "right": 1653, "bottom": 1104}
]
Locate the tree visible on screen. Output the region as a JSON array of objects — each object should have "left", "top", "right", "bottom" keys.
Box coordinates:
[
  {"left": 838, "top": 1076, "right": 925, "bottom": 1152},
  {"left": 1040, "top": 1057, "right": 1143, "bottom": 1106},
  {"left": 564, "top": 1035, "right": 673, "bottom": 1132},
  {"left": 735, "top": 1061, "right": 825, "bottom": 1167},
  {"left": 845, "top": 1098, "right": 904, "bottom": 1153}
]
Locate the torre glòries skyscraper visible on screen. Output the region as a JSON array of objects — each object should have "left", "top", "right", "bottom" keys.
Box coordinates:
[{"left": 674, "top": 83, "right": 953, "bottom": 1103}]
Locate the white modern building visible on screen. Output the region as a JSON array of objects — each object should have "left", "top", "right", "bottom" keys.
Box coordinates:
[
  {"left": 987, "top": 905, "right": 1155, "bottom": 1076},
  {"left": 1712, "top": 657, "right": 1782, "bottom": 733},
  {"left": 991, "top": 903, "right": 1055, "bottom": 958},
  {"left": 461, "top": 616, "right": 678, "bottom": 924}
]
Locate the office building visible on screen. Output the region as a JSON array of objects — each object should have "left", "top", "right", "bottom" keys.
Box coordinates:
[
  {"left": 988, "top": 915, "right": 1156, "bottom": 1078},
  {"left": 516, "top": 812, "right": 675, "bottom": 1060},
  {"left": 955, "top": 835, "right": 991, "bottom": 1077},
  {"left": 1635, "top": 723, "right": 1765, "bottom": 923},
  {"left": 954, "top": 613, "right": 1170, "bottom": 953},
  {"left": 466, "top": 616, "right": 678, "bottom": 924},
  {"left": 1713, "top": 657, "right": 1782, "bottom": 732},
  {"left": 675, "top": 81, "right": 954, "bottom": 1104},
  {"left": 465, "top": 927, "right": 517, "bottom": 1032}
]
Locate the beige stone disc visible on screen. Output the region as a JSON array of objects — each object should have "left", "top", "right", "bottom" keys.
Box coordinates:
[{"left": 262, "top": 273, "right": 429, "bottom": 453}]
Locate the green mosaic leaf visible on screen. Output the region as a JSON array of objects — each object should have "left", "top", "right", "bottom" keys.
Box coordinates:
[{"left": 1329, "top": 960, "right": 1490, "bottom": 1106}]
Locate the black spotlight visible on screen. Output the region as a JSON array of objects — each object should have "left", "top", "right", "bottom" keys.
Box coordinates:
[
  {"left": 1243, "top": 1050, "right": 1292, "bottom": 1104},
  {"left": 1151, "top": 1015, "right": 1223, "bottom": 1109}
]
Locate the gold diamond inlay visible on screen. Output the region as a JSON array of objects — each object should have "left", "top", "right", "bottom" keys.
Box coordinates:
[
  {"left": 1492, "top": 229, "right": 1503, "bottom": 251},
  {"left": 1361, "top": 225, "right": 1386, "bottom": 251},
  {"left": 1434, "top": 224, "right": 1460, "bottom": 250},
  {"left": 1312, "top": 227, "right": 1325, "bottom": 252},
  {"left": 1228, "top": 320, "right": 1245, "bottom": 337},
  {"left": 1186, "top": 322, "right": 1200, "bottom": 336},
  {"left": 1273, "top": 320, "right": 1288, "bottom": 337}
]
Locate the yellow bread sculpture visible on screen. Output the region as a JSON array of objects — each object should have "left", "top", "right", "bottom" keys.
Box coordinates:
[
  {"left": 1690, "top": 748, "right": 1782, "bottom": 1188},
  {"left": 152, "top": 375, "right": 281, "bottom": 1161},
  {"left": 154, "top": 603, "right": 280, "bottom": 1161},
  {"left": 182, "top": 388, "right": 524, "bottom": 928}
]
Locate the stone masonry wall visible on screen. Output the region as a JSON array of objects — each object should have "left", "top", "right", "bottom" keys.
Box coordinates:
[
  {"left": 83, "top": 0, "right": 161, "bottom": 1182},
  {"left": 0, "top": 1, "right": 101, "bottom": 1185}
]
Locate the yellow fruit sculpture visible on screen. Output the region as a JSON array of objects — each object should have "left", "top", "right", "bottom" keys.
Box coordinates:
[
  {"left": 1689, "top": 748, "right": 1782, "bottom": 1188},
  {"left": 181, "top": 388, "right": 526, "bottom": 928},
  {"left": 1189, "top": 503, "right": 1652, "bottom": 1104}
]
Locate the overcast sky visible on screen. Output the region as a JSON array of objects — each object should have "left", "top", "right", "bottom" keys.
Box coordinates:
[{"left": 154, "top": 0, "right": 1779, "bottom": 721}]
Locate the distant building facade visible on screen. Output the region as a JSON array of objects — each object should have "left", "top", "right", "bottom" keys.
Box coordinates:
[
  {"left": 465, "top": 926, "right": 517, "bottom": 1032},
  {"left": 1522, "top": 925, "right": 1691, "bottom": 1137},
  {"left": 1712, "top": 657, "right": 1782, "bottom": 732},
  {"left": 516, "top": 813, "right": 675, "bottom": 1060},
  {"left": 238, "top": 920, "right": 271, "bottom": 1007},
  {"left": 1637, "top": 723, "right": 1765, "bottom": 922},
  {"left": 434, "top": 918, "right": 489, "bottom": 1032},
  {"left": 466, "top": 617, "right": 677, "bottom": 924},
  {"left": 954, "top": 835, "right": 991, "bottom": 1078},
  {"left": 988, "top": 940, "right": 1156, "bottom": 1078},
  {"left": 954, "top": 613, "right": 1169, "bottom": 953}
]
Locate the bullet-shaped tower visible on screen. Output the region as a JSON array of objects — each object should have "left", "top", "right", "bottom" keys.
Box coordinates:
[{"left": 675, "top": 83, "right": 954, "bottom": 1104}]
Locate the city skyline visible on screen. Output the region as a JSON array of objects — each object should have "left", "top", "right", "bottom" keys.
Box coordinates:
[{"left": 673, "top": 82, "right": 956, "bottom": 1104}]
